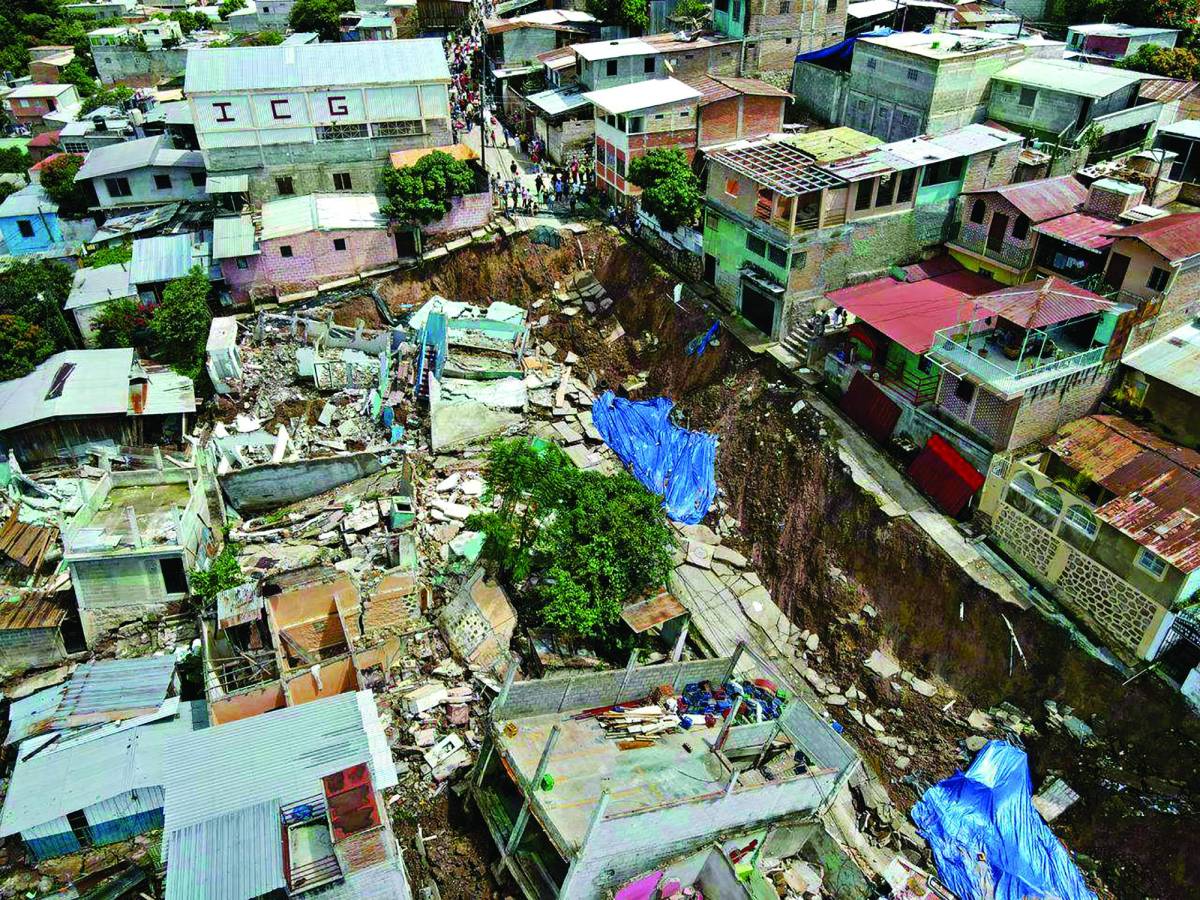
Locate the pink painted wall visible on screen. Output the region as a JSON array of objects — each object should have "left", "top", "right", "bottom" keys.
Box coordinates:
[
  {"left": 222, "top": 226, "right": 398, "bottom": 298},
  {"left": 423, "top": 190, "right": 492, "bottom": 235}
]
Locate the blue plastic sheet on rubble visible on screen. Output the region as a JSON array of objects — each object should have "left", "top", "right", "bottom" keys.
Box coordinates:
[
  {"left": 591, "top": 391, "right": 716, "bottom": 525},
  {"left": 911, "top": 740, "right": 1097, "bottom": 900}
]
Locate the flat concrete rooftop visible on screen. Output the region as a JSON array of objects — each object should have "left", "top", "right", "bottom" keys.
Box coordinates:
[
  {"left": 91, "top": 480, "right": 191, "bottom": 545},
  {"left": 498, "top": 710, "right": 732, "bottom": 849}
]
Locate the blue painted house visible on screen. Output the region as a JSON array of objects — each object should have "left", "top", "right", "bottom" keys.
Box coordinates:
[{"left": 0, "top": 182, "right": 63, "bottom": 257}]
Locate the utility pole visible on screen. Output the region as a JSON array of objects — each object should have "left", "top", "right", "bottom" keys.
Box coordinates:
[{"left": 477, "top": 44, "right": 488, "bottom": 175}]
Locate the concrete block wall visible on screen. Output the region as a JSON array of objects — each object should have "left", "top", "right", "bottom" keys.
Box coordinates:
[
  {"left": 495, "top": 657, "right": 732, "bottom": 719},
  {"left": 790, "top": 63, "right": 848, "bottom": 126},
  {"left": 93, "top": 46, "right": 187, "bottom": 87},
  {"left": 0, "top": 627, "right": 67, "bottom": 671},
  {"left": 960, "top": 143, "right": 1023, "bottom": 192}
]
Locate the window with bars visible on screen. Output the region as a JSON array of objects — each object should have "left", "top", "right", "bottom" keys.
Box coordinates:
[
  {"left": 372, "top": 120, "right": 423, "bottom": 138},
  {"left": 62, "top": 140, "right": 88, "bottom": 153},
  {"left": 316, "top": 122, "right": 369, "bottom": 141},
  {"left": 333, "top": 172, "right": 352, "bottom": 191},
  {"left": 746, "top": 233, "right": 767, "bottom": 257}
]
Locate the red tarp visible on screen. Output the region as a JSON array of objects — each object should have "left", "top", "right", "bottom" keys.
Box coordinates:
[
  {"left": 840, "top": 372, "right": 901, "bottom": 445},
  {"left": 907, "top": 434, "right": 986, "bottom": 517}
]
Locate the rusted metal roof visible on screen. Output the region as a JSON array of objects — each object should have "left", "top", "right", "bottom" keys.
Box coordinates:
[
  {"left": 1034, "top": 212, "right": 1116, "bottom": 251},
  {"left": 1049, "top": 415, "right": 1200, "bottom": 573},
  {"left": 1112, "top": 212, "right": 1200, "bottom": 262},
  {"left": 1138, "top": 77, "right": 1197, "bottom": 103},
  {"left": 974, "top": 276, "right": 1112, "bottom": 329},
  {"left": 0, "top": 594, "right": 67, "bottom": 631},
  {"left": 621, "top": 590, "right": 687, "bottom": 633},
  {"left": 0, "top": 512, "right": 57, "bottom": 572},
  {"left": 966, "top": 175, "right": 1087, "bottom": 223}
]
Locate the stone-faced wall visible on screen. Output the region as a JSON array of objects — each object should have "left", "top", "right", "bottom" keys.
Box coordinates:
[{"left": 1056, "top": 546, "right": 1167, "bottom": 657}]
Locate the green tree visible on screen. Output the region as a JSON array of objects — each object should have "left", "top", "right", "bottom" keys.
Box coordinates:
[
  {"left": 288, "top": 0, "right": 353, "bottom": 41},
  {"left": 628, "top": 148, "right": 701, "bottom": 231},
  {"left": 81, "top": 242, "right": 133, "bottom": 268},
  {"left": 94, "top": 297, "right": 150, "bottom": 349},
  {"left": 161, "top": 9, "right": 213, "bottom": 35},
  {"left": 150, "top": 265, "right": 212, "bottom": 378},
  {"left": 81, "top": 84, "right": 134, "bottom": 115},
  {"left": 190, "top": 544, "right": 244, "bottom": 608},
  {"left": 60, "top": 60, "right": 99, "bottom": 98},
  {"left": 0, "top": 314, "right": 56, "bottom": 381},
  {"left": 670, "top": 0, "right": 711, "bottom": 26},
  {"left": 381, "top": 150, "right": 477, "bottom": 225},
  {"left": 466, "top": 439, "right": 677, "bottom": 639},
  {"left": 0, "top": 182, "right": 18, "bottom": 205},
  {"left": 1115, "top": 44, "right": 1200, "bottom": 80},
  {"left": 242, "top": 29, "right": 285, "bottom": 45},
  {"left": 38, "top": 153, "right": 95, "bottom": 219},
  {"left": 218, "top": 0, "right": 247, "bottom": 20},
  {"left": 585, "top": 0, "right": 649, "bottom": 30},
  {"left": 0, "top": 147, "right": 30, "bottom": 176},
  {"left": 0, "top": 259, "right": 77, "bottom": 353}
]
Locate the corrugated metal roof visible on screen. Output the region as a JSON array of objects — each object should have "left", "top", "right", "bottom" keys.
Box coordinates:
[
  {"left": 536, "top": 46, "right": 576, "bottom": 70},
  {"left": 161, "top": 691, "right": 396, "bottom": 836},
  {"left": 1049, "top": 415, "right": 1200, "bottom": 573},
  {"left": 584, "top": 77, "right": 701, "bottom": 115},
  {"left": 130, "top": 232, "right": 200, "bottom": 284},
  {"left": 141, "top": 363, "right": 198, "bottom": 416},
  {"left": 0, "top": 595, "right": 67, "bottom": 631},
  {"left": 926, "top": 122, "right": 1022, "bottom": 155},
  {"left": 0, "top": 348, "right": 133, "bottom": 432},
  {"left": 968, "top": 175, "right": 1088, "bottom": 223},
  {"left": 1033, "top": 211, "right": 1117, "bottom": 251},
  {"left": 1112, "top": 212, "right": 1200, "bottom": 262},
  {"left": 787, "top": 126, "right": 881, "bottom": 162},
  {"left": 621, "top": 591, "right": 686, "bottom": 633},
  {"left": 6, "top": 83, "right": 76, "bottom": 98},
  {"left": 974, "top": 276, "right": 1112, "bottom": 328},
  {"left": 993, "top": 58, "right": 1147, "bottom": 99},
  {"left": 206, "top": 174, "right": 248, "bottom": 194},
  {"left": 212, "top": 214, "right": 258, "bottom": 260},
  {"left": 0, "top": 183, "right": 57, "bottom": 218},
  {"left": 1139, "top": 77, "right": 1197, "bottom": 104},
  {"left": 826, "top": 267, "right": 1000, "bottom": 354},
  {"left": 1122, "top": 320, "right": 1200, "bottom": 396},
  {"left": 75, "top": 135, "right": 161, "bottom": 181},
  {"left": 6, "top": 655, "right": 178, "bottom": 746},
  {"left": 65, "top": 263, "right": 135, "bottom": 310},
  {"left": 1159, "top": 118, "right": 1200, "bottom": 139},
  {"left": 525, "top": 85, "right": 590, "bottom": 117},
  {"left": 0, "top": 699, "right": 204, "bottom": 837},
  {"left": 184, "top": 39, "right": 450, "bottom": 93},
  {"left": 164, "top": 801, "right": 284, "bottom": 900},
  {"left": 260, "top": 194, "right": 386, "bottom": 241},
  {"left": 0, "top": 514, "right": 57, "bottom": 571}
]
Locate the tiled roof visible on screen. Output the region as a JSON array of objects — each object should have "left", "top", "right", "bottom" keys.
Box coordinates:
[{"left": 1049, "top": 415, "right": 1200, "bottom": 573}]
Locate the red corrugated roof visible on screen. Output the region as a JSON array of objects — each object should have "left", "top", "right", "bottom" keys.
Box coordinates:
[
  {"left": 974, "top": 276, "right": 1112, "bottom": 329},
  {"left": 1113, "top": 212, "right": 1200, "bottom": 262},
  {"left": 27, "top": 130, "right": 60, "bottom": 148},
  {"left": 1050, "top": 415, "right": 1200, "bottom": 573},
  {"left": 827, "top": 268, "right": 1000, "bottom": 354},
  {"left": 908, "top": 434, "right": 985, "bottom": 517},
  {"left": 1034, "top": 211, "right": 1117, "bottom": 251},
  {"left": 967, "top": 175, "right": 1088, "bottom": 223}
]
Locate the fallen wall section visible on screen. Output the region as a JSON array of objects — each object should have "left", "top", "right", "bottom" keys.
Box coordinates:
[{"left": 219, "top": 452, "right": 383, "bottom": 515}]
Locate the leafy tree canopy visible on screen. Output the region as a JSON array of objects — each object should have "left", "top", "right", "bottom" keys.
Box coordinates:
[
  {"left": 150, "top": 265, "right": 212, "bottom": 379},
  {"left": 39, "top": 153, "right": 95, "bottom": 219},
  {"left": 81, "top": 84, "right": 134, "bottom": 115},
  {"left": 162, "top": 9, "right": 213, "bottom": 35},
  {"left": 0, "top": 147, "right": 30, "bottom": 176},
  {"left": 381, "top": 150, "right": 477, "bottom": 225},
  {"left": 94, "top": 297, "right": 152, "bottom": 349},
  {"left": 0, "top": 314, "right": 56, "bottom": 381},
  {"left": 82, "top": 242, "right": 133, "bottom": 268},
  {"left": 1114, "top": 43, "right": 1200, "bottom": 80},
  {"left": 218, "top": 0, "right": 247, "bottom": 20},
  {"left": 0, "top": 259, "right": 76, "bottom": 354},
  {"left": 242, "top": 29, "right": 285, "bottom": 45},
  {"left": 190, "top": 544, "right": 244, "bottom": 609},
  {"left": 628, "top": 148, "right": 702, "bottom": 231},
  {"left": 0, "top": 182, "right": 18, "bottom": 205},
  {"left": 1065, "top": 0, "right": 1200, "bottom": 47},
  {"left": 585, "top": 0, "right": 649, "bottom": 30},
  {"left": 466, "top": 439, "right": 676, "bottom": 639},
  {"left": 670, "top": 0, "right": 711, "bottom": 26},
  {"left": 288, "top": 0, "right": 355, "bottom": 41},
  {"left": 60, "top": 60, "right": 99, "bottom": 98}
]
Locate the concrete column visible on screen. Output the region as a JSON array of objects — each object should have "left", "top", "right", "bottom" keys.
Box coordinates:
[
  {"left": 557, "top": 789, "right": 611, "bottom": 900},
  {"left": 713, "top": 694, "right": 743, "bottom": 754},
  {"left": 495, "top": 723, "right": 561, "bottom": 875},
  {"left": 616, "top": 647, "right": 639, "bottom": 701},
  {"left": 670, "top": 617, "right": 689, "bottom": 662}
]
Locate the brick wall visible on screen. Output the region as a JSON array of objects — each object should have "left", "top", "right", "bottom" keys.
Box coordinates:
[
  {"left": 233, "top": 227, "right": 399, "bottom": 297},
  {"left": 1084, "top": 182, "right": 1145, "bottom": 218},
  {"left": 423, "top": 189, "right": 492, "bottom": 235},
  {"left": 960, "top": 143, "right": 1023, "bottom": 192},
  {"left": 698, "top": 95, "right": 784, "bottom": 146},
  {"left": 28, "top": 61, "right": 63, "bottom": 83}
]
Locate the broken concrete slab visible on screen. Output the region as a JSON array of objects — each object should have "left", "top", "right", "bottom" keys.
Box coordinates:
[
  {"left": 711, "top": 544, "right": 748, "bottom": 568},
  {"left": 219, "top": 452, "right": 383, "bottom": 515}
]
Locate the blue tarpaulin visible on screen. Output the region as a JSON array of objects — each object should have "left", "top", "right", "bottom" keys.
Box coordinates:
[
  {"left": 591, "top": 391, "right": 717, "bottom": 525},
  {"left": 795, "top": 28, "right": 891, "bottom": 67},
  {"left": 911, "top": 741, "right": 1097, "bottom": 900}
]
